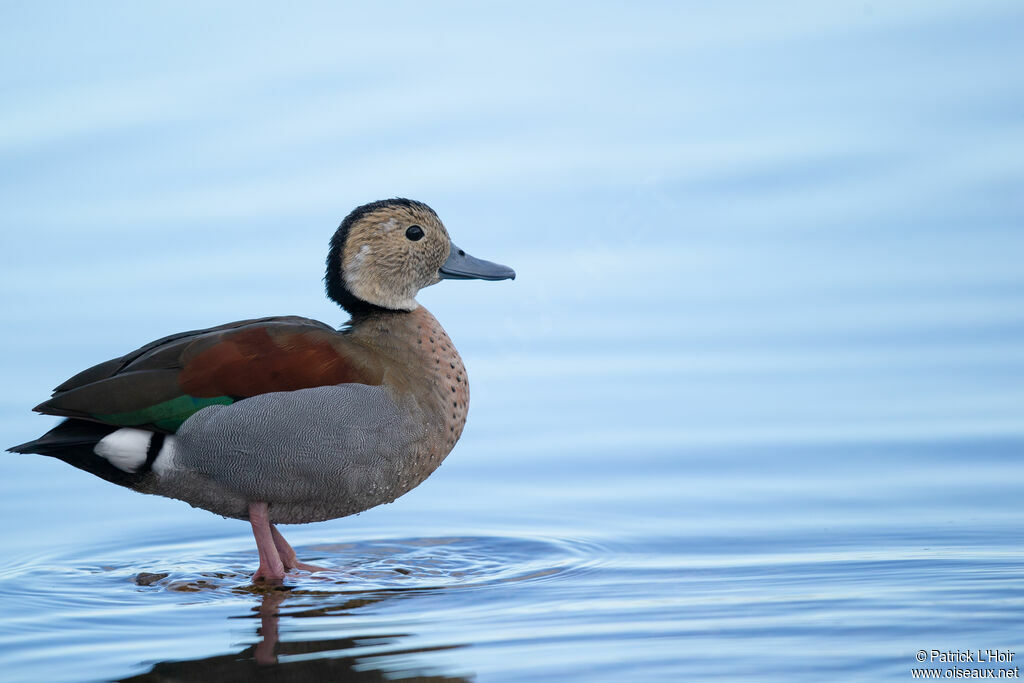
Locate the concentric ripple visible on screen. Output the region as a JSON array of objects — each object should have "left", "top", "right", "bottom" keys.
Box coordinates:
[
  {"left": 0, "top": 533, "right": 609, "bottom": 598},
  {"left": 0, "top": 531, "right": 615, "bottom": 680}
]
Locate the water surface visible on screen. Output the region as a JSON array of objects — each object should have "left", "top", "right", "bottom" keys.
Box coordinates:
[{"left": 2, "top": 2, "right": 1023, "bottom": 680}]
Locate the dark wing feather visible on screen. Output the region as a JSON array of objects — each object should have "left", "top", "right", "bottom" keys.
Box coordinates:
[{"left": 35, "top": 316, "right": 382, "bottom": 433}]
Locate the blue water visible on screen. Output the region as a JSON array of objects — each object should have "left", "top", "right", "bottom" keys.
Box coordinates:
[{"left": 2, "top": 2, "right": 1024, "bottom": 680}]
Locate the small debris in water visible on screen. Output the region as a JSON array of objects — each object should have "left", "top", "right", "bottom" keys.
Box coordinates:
[{"left": 134, "top": 572, "right": 169, "bottom": 586}]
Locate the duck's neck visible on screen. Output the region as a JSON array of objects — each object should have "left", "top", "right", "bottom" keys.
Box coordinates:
[{"left": 349, "top": 307, "right": 469, "bottom": 448}]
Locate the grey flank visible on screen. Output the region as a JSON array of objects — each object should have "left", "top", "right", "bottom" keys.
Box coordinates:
[{"left": 160, "top": 385, "right": 428, "bottom": 523}]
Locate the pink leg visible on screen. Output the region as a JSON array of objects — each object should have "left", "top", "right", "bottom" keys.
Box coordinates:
[
  {"left": 249, "top": 502, "right": 285, "bottom": 582},
  {"left": 270, "top": 524, "right": 327, "bottom": 573}
]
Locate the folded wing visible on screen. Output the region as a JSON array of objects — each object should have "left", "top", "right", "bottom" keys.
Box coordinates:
[{"left": 35, "top": 316, "right": 383, "bottom": 432}]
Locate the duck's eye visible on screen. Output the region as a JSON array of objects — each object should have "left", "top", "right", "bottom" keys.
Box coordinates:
[{"left": 405, "top": 225, "right": 425, "bottom": 241}]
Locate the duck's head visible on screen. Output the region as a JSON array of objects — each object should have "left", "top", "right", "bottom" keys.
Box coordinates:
[{"left": 325, "top": 198, "right": 515, "bottom": 315}]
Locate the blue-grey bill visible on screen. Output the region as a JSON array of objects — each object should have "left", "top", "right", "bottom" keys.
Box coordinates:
[{"left": 439, "top": 242, "right": 516, "bottom": 281}]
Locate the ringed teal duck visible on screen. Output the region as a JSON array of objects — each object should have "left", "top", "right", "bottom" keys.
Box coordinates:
[{"left": 10, "top": 198, "right": 515, "bottom": 581}]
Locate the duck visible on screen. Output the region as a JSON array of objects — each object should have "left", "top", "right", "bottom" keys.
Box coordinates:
[{"left": 9, "top": 198, "right": 515, "bottom": 582}]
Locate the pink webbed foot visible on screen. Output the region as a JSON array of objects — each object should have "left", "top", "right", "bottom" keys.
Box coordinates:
[
  {"left": 271, "top": 524, "right": 328, "bottom": 573},
  {"left": 248, "top": 502, "right": 328, "bottom": 582}
]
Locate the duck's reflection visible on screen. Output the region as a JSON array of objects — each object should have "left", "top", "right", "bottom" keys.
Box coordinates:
[
  {"left": 120, "top": 587, "right": 470, "bottom": 682},
  {"left": 254, "top": 589, "right": 287, "bottom": 666}
]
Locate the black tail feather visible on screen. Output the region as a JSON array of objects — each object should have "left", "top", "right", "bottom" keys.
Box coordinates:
[
  {"left": 9, "top": 419, "right": 116, "bottom": 454},
  {"left": 9, "top": 419, "right": 144, "bottom": 489}
]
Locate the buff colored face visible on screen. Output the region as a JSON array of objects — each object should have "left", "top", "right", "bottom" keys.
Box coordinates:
[{"left": 341, "top": 205, "right": 452, "bottom": 311}]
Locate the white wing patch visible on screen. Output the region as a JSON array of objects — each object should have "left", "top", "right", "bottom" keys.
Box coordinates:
[
  {"left": 152, "top": 436, "right": 177, "bottom": 475},
  {"left": 94, "top": 428, "right": 152, "bottom": 472}
]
